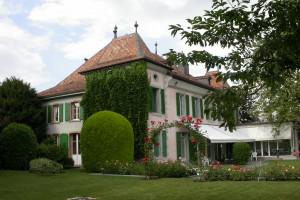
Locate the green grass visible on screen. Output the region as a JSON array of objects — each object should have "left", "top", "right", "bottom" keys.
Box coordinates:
[{"left": 1, "top": 169, "right": 300, "bottom": 200}]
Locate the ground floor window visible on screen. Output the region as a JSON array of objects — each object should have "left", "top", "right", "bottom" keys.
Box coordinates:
[{"left": 70, "top": 133, "right": 80, "bottom": 155}]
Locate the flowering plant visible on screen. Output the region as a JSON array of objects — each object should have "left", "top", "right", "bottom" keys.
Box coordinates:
[{"left": 143, "top": 116, "right": 205, "bottom": 172}]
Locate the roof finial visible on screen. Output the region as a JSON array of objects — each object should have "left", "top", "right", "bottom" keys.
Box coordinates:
[
  {"left": 155, "top": 42, "right": 158, "bottom": 55},
  {"left": 134, "top": 21, "right": 138, "bottom": 33},
  {"left": 113, "top": 25, "right": 118, "bottom": 39}
]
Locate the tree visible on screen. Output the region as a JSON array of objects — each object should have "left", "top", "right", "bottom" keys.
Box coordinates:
[
  {"left": 166, "top": 0, "right": 300, "bottom": 131},
  {"left": 251, "top": 72, "right": 300, "bottom": 135},
  {"left": 0, "top": 77, "right": 46, "bottom": 141}
]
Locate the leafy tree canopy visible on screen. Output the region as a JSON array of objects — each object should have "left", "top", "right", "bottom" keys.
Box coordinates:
[
  {"left": 0, "top": 77, "right": 46, "bottom": 141},
  {"left": 166, "top": 0, "right": 300, "bottom": 131},
  {"left": 251, "top": 72, "right": 300, "bottom": 135}
]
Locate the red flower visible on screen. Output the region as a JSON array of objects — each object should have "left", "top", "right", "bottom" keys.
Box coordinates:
[
  {"left": 180, "top": 116, "right": 186, "bottom": 122},
  {"left": 144, "top": 136, "right": 151, "bottom": 143},
  {"left": 293, "top": 150, "right": 300, "bottom": 155},
  {"left": 191, "top": 139, "right": 197, "bottom": 145},
  {"left": 145, "top": 128, "right": 150, "bottom": 132},
  {"left": 143, "top": 156, "right": 149, "bottom": 162},
  {"left": 151, "top": 120, "right": 155, "bottom": 125},
  {"left": 187, "top": 115, "right": 193, "bottom": 122},
  {"left": 164, "top": 119, "right": 168, "bottom": 123},
  {"left": 196, "top": 118, "right": 203, "bottom": 124},
  {"left": 158, "top": 121, "right": 162, "bottom": 125},
  {"left": 155, "top": 142, "right": 160, "bottom": 147}
]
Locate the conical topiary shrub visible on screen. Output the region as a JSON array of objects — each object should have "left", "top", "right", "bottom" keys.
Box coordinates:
[{"left": 81, "top": 111, "right": 134, "bottom": 172}]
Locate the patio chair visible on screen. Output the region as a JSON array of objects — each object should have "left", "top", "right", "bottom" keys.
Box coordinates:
[
  {"left": 251, "top": 151, "right": 258, "bottom": 161},
  {"left": 202, "top": 156, "right": 210, "bottom": 167}
]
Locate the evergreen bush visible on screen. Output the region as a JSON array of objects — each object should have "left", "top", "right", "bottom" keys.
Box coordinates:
[
  {"left": 29, "top": 158, "right": 63, "bottom": 174},
  {"left": 233, "top": 143, "right": 250, "bottom": 165},
  {"left": 81, "top": 111, "right": 134, "bottom": 172},
  {"left": 0, "top": 123, "right": 38, "bottom": 170}
]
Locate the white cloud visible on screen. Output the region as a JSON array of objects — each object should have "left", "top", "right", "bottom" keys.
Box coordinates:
[
  {"left": 0, "top": 0, "right": 23, "bottom": 16},
  {"left": 28, "top": 0, "right": 213, "bottom": 61},
  {"left": 0, "top": 19, "right": 49, "bottom": 86}
]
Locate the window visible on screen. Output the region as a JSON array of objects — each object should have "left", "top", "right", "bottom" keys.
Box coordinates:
[
  {"left": 52, "top": 134, "right": 59, "bottom": 146},
  {"left": 53, "top": 105, "right": 59, "bottom": 122},
  {"left": 154, "top": 130, "right": 167, "bottom": 158},
  {"left": 151, "top": 87, "right": 160, "bottom": 113},
  {"left": 192, "top": 97, "right": 203, "bottom": 118},
  {"left": 179, "top": 94, "right": 186, "bottom": 116},
  {"left": 150, "top": 87, "right": 165, "bottom": 114},
  {"left": 176, "top": 93, "right": 189, "bottom": 116},
  {"left": 71, "top": 102, "right": 80, "bottom": 120},
  {"left": 71, "top": 133, "right": 80, "bottom": 155}
]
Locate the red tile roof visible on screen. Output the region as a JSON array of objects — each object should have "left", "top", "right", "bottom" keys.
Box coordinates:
[{"left": 38, "top": 32, "right": 215, "bottom": 98}]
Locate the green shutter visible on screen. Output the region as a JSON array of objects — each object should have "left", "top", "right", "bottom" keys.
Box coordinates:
[
  {"left": 200, "top": 98, "right": 204, "bottom": 118},
  {"left": 80, "top": 106, "right": 84, "bottom": 120},
  {"left": 176, "top": 132, "right": 182, "bottom": 159},
  {"left": 186, "top": 95, "right": 190, "bottom": 115},
  {"left": 47, "top": 105, "right": 52, "bottom": 123},
  {"left": 162, "top": 130, "right": 167, "bottom": 157},
  {"left": 176, "top": 93, "right": 180, "bottom": 116},
  {"left": 65, "top": 103, "right": 70, "bottom": 121},
  {"left": 60, "top": 134, "right": 68, "bottom": 151},
  {"left": 160, "top": 89, "right": 165, "bottom": 114},
  {"left": 59, "top": 104, "right": 64, "bottom": 122},
  {"left": 154, "top": 134, "right": 159, "bottom": 157},
  {"left": 192, "top": 97, "right": 196, "bottom": 118}
]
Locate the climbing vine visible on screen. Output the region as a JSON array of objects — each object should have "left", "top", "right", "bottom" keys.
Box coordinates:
[
  {"left": 143, "top": 115, "right": 206, "bottom": 165},
  {"left": 81, "top": 61, "right": 150, "bottom": 159}
]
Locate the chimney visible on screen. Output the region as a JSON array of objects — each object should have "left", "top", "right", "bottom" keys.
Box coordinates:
[{"left": 183, "top": 64, "right": 189, "bottom": 75}]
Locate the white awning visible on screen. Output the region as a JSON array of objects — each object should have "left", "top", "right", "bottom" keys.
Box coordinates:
[
  {"left": 199, "top": 123, "right": 292, "bottom": 143},
  {"left": 201, "top": 124, "right": 254, "bottom": 143}
]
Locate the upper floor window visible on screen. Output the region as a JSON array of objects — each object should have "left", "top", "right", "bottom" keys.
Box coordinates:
[
  {"left": 71, "top": 102, "right": 80, "bottom": 120},
  {"left": 176, "top": 93, "right": 190, "bottom": 116},
  {"left": 192, "top": 97, "right": 203, "bottom": 118},
  {"left": 150, "top": 87, "right": 165, "bottom": 114},
  {"left": 53, "top": 105, "right": 59, "bottom": 122}
]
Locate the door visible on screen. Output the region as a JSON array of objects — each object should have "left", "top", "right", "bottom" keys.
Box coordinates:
[{"left": 71, "top": 133, "right": 81, "bottom": 166}]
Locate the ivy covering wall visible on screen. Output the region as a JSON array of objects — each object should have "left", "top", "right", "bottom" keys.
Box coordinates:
[{"left": 81, "top": 61, "right": 149, "bottom": 159}]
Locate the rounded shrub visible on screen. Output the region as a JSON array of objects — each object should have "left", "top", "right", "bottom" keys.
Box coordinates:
[
  {"left": 29, "top": 158, "right": 63, "bottom": 174},
  {"left": 81, "top": 111, "right": 134, "bottom": 172},
  {"left": 233, "top": 143, "right": 250, "bottom": 165},
  {"left": 0, "top": 123, "right": 38, "bottom": 170}
]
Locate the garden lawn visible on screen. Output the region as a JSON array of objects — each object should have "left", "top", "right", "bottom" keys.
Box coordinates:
[{"left": 0, "top": 169, "right": 300, "bottom": 200}]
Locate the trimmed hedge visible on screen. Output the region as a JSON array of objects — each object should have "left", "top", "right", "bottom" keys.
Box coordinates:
[
  {"left": 0, "top": 123, "right": 38, "bottom": 170},
  {"left": 81, "top": 111, "right": 134, "bottom": 172},
  {"left": 29, "top": 158, "right": 63, "bottom": 174},
  {"left": 233, "top": 143, "right": 250, "bottom": 165}
]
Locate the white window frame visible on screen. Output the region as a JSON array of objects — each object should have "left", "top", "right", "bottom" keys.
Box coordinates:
[
  {"left": 71, "top": 102, "right": 80, "bottom": 121},
  {"left": 151, "top": 87, "right": 161, "bottom": 114},
  {"left": 194, "top": 98, "right": 201, "bottom": 117},
  {"left": 53, "top": 105, "right": 59, "bottom": 123},
  {"left": 179, "top": 94, "right": 186, "bottom": 116}
]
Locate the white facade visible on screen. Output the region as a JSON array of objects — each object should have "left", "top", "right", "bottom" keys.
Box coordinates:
[{"left": 44, "top": 62, "right": 299, "bottom": 166}]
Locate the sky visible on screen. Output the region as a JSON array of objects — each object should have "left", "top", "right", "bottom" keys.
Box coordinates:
[{"left": 0, "top": 0, "right": 229, "bottom": 92}]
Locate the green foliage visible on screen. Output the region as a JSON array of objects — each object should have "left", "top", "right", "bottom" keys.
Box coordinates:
[
  {"left": 29, "top": 158, "right": 63, "bottom": 174},
  {"left": 167, "top": 0, "right": 300, "bottom": 131},
  {"left": 37, "top": 138, "right": 73, "bottom": 169},
  {"left": 81, "top": 61, "right": 149, "bottom": 159},
  {"left": 81, "top": 111, "right": 134, "bottom": 172},
  {"left": 232, "top": 143, "right": 250, "bottom": 165},
  {"left": 0, "top": 123, "right": 38, "bottom": 170},
  {"left": 0, "top": 77, "right": 46, "bottom": 141},
  {"left": 251, "top": 72, "right": 300, "bottom": 135},
  {"left": 98, "top": 160, "right": 145, "bottom": 175},
  {"left": 147, "top": 161, "right": 189, "bottom": 178}
]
